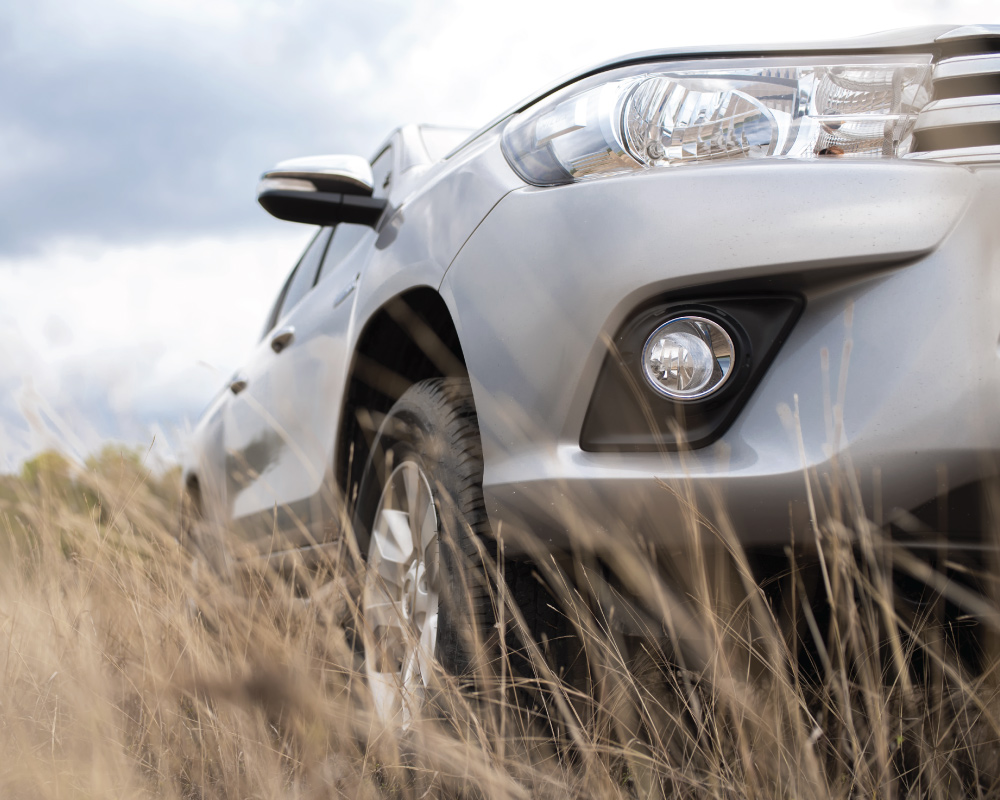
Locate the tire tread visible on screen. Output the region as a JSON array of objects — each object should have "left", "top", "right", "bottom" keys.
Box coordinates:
[{"left": 357, "top": 378, "right": 563, "bottom": 683}]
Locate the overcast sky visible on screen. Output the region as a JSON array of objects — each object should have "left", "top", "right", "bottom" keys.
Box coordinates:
[{"left": 1, "top": 0, "right": 997, "bottom": 470}]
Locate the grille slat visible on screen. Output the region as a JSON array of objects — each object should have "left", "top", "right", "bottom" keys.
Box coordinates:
[
  {"left": 907, "top": 143, "right": 1000, "bottom": 163},
  {"left": 909, "top": 39, "right": 1000, "bottom": 162},
  {"left": 915, "top": 95, "right": 1000, "bottom": 131},
  {"left": 935, "top": 54, "right": 1000, "bottom": 82}
]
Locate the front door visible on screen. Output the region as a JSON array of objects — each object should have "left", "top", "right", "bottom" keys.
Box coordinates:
[{"left": 222, "top": 227, "right": 332, "bottom": 548}]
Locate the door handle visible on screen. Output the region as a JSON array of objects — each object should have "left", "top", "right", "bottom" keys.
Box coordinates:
[
  {"left": 229, "top": 374, "right": 248, "bottom": 394},
  {"left": 334, "top": 273, "right": 360, "bottom": 308},
  {"left": 270, "top": 326, "right": 295, "bottom": 353}
]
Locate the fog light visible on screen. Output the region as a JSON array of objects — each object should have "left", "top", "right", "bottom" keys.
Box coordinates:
[{"left": 642, "top": 316, "right": 735, "bottom": 400}]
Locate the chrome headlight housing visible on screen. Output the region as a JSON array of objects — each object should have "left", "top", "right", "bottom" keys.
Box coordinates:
[{"left": 502, "top": 55, "right": 932, "bottom": 186}]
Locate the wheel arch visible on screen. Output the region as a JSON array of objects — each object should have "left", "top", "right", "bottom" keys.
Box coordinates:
[{"left": 336, "top": 286, "right": 470, "bottom": 504}]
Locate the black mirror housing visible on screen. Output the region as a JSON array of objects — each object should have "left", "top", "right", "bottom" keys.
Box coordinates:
[
  {"left": 256, "top": 155, "right": 387, "bottom": 227},
  {"left": 257, "top": 189, "right": 388, "bottom": 227}
]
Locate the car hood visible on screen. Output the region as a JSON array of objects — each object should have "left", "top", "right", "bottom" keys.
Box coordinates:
[
  {"left": 524, "top": 25, "right": 992, "bottom": 109},
  {"left": 451, "top": 24, "right": 998, "bottom": 159}
]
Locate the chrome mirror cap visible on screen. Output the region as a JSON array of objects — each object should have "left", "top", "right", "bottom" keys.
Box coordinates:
[
  {"left": 256, "top": 153, "right": 387, "bottom": 227},
  {"left": 258, "top": 154, "right": 375, "bottom": 197}
]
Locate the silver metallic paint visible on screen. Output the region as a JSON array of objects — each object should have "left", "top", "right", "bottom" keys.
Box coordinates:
[
  {"left": 442, "top": 161, "right": 1000, "bottom": 548},
  {"left": 184, "top": 28, "right": 1000, "bottom": 561},
  {"left": 186, "top": 125, "right": 517, "bottom": 544}
]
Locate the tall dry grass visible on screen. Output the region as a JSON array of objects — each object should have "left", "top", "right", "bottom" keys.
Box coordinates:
[{"left": 2, "top": 443, "right": 1000, "bottom": 799}]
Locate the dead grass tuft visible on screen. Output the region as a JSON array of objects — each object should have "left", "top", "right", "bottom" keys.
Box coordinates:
[{"left": 1, "top": 445, "right": 999, "bottom": 799}]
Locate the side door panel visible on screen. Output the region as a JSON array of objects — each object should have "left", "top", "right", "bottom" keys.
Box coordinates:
[
  {"left": 216, "top": 133, "right": 523, "bottom": 552},
  {"left": 223, "top": 228, "right": 332, "bottom": 548},
  {"left": 221, "top": 145, "right": 395, "bottom": 549},
  {"left": 263, "top": 225, "right": 374, "bottom": 545},
  {"left": 184, "top": 387, "right": 229, "bottom": 527},
  {"left": 223, "top": 225, "right": 375, "bottom": 550}
]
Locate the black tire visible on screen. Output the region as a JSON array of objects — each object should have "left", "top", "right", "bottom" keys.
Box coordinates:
[
  {"left": 355, "top": 378, "right": 493, "bottom": 679},
  {"left": 354, "top": 377, "right": 569, "bottom": 719}
]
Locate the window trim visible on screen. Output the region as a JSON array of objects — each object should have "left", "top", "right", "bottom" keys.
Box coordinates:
[{"left": 261, "top": 227, "right": 333, "bottom": 338}]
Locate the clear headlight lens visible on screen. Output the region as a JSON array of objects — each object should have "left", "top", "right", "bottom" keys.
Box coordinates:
[{"left": 503, "top": 56, "right": 932, "bottom": 185}]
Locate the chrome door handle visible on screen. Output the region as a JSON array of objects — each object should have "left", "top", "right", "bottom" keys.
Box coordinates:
[
  {"left": 229, "top": 374, "right": 248, "bottom": 394},
  {"left": 334, "top": 273, "right": 360, "bottom": 308},
  {"left": 270, "top": 326, "right": 295, "bottom": 353}
]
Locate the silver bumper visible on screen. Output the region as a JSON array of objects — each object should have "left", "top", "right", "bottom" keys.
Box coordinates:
[{"left": 442, "top": 158, "right": 1000, "bottom": 549}]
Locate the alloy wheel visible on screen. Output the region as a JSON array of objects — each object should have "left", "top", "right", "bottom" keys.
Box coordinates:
[{"left": 362, "top": 460, "right": 440, "bottom": 726}]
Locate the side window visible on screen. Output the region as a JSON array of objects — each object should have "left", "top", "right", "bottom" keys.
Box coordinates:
[
  {"left": 317, "top": 223, "right": 369, "bottom": 284},
  {"left": 370, "top": 145, "right": 393, "bottom": 199},
  {"left": 261, "top": 274, "right": 293, "bottom": 338},
  {"left": 315, "top": 146, "right": 390, "bottom": 285},
  {"left": 420, "top": 126, "right": 471, "bottom": 162},
  {"left": 274, "top": 227, "right": 332, "bottom": 323}
]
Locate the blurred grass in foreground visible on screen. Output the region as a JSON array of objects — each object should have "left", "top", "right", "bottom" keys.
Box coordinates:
[{"left": 2, "top": 446, "right": 1000, "bottom": 799}]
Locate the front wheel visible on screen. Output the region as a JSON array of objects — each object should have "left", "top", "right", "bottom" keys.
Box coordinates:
[{"left": 354, "top": 378, "right": 495, "bottom": 725}]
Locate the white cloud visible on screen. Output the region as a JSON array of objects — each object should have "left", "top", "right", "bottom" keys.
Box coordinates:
[
  {"left": 0, "top": 122, "right": 66, "bottom": 184},
  {"left": 2, "top": 0, "right": 998, "bottom": 469},
  {"left": 0, "top": 230, "right": 311, "bottom": 466},
  {"left": 309, "top": 0, "right": 1000, "bottom": 136}
]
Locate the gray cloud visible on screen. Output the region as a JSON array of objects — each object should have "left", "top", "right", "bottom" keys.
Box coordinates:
[
  {"left": 0, "top": 1, "right": 411, "bottom": 255},
  {"left": 2, "top": 0, "right": 988, "bottom": 258},
  {"left": 0, "top": 339, "right": 223, "bottom": 470},
  {"left": 6, "top": 0, "right": 974, "bottom": 467}
]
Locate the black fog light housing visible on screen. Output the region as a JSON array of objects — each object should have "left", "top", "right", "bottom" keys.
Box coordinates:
[
  {"left": 581, "top": 294, "right": 804, "bottom": 452},
  {"left": 642, "top": 316, "right": 736, "bottom": 401}
]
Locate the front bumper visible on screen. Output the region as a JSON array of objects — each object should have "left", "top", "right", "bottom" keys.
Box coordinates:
[{"left": 441, "top": 158, "right": 1000, "bottom": 551}]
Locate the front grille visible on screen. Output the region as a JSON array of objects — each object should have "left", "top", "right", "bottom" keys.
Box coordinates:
[{"left": 908, "top": 29, "right": 1000, "bottom": 164}]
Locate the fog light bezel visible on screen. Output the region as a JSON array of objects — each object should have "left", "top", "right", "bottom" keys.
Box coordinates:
[
  {"left": 580, "top": 294, "right": 804, "bottom": 452},
  {"left": 641, "top": 315, "right": 737, "bottom": 402}
]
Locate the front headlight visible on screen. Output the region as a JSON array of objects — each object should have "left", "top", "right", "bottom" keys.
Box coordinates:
[{"left": 502, "top": 56, "right": 932, "bottom": 186}]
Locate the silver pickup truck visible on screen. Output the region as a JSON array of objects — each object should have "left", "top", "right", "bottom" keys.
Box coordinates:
[{"left": 183, "top": 25, "right": 1000, "bottom": 720}]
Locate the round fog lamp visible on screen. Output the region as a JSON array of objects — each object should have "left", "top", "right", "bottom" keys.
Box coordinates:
[{"left": 642, "top": 316, "right": 735, "bottom": 400}]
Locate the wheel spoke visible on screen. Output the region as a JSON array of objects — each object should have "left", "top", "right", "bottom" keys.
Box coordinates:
[
  {"left": 416, "top": 610, "right": 438, "bottom": 686},
  {"left": 363, "top": 448, "right": 455, "bottom": 729},
  {"left": 371, "top": 541, "right": 407, "bottom": 586},
  {"left": 368, "top": 669, "right": 402, "bottom": 722},
  {"left": 377, "top": 508, "right": 414, "bottom": 566},
  {"left": 399, "top": 645, "right": 423, "bottom": 728},
  {"left": 401, "top": 646, "right": 420, "bottom": 689},
  {"left": 412, "top": 574, "right": 435, "bottom": 621},
  {"left": 373, "top": 553, "right": 405, "bottom": 584},
  {"left": 361, "top": 595, "right": 403, "bottom": 632}
]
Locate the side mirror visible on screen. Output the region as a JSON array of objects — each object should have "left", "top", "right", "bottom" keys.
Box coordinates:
[{"left": 256, "top": 155, "right": 388, "bottom": 227}]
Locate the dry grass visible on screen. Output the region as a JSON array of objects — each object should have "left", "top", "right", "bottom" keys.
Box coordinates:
[{"left": 2, "top": 444, "right": 1000, "bottom": 799}]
